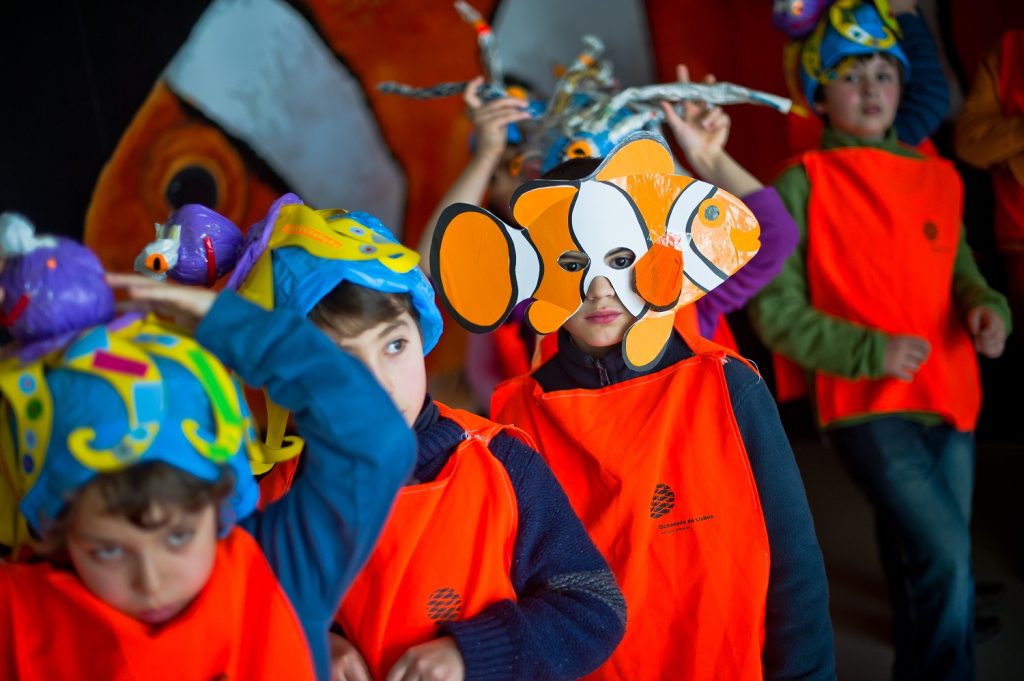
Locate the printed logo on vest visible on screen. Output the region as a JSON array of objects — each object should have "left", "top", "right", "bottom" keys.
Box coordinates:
[
  {"left": 649, "top": 483, "right": 676, "bottom": 519},
  {"left": 426, "top": 587, "right": 462, "bottom": 623},
  {"left": 923, "top": 221, "right": 939, "bottom": 241}
]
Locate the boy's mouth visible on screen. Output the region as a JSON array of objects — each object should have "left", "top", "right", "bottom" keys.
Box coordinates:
[
  {"left": 585, "top": 310, "right": 623, "bottom": 324},
  {"left": 137, "top": 602, "right": 184, "bottom": 625},
  {"left": 862, "top": 104, "right": 882, "bottom": 115}
]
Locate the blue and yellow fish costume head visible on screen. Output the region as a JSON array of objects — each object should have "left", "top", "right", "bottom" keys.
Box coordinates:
[
  {"left": 799, "top": 0, "right": 910, "bottom": 109},
  {"left": 222, "top": 193, "right": 441, "bottom": 473},
  {"left": 0, "top": 318, "right": 260, "bottom": 553}
]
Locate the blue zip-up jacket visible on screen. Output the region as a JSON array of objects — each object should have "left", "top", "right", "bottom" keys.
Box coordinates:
[{"left": 196, "top": 291, "right": 415, "bottom": 680}]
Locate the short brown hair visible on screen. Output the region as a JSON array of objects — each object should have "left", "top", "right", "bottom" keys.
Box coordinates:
[
  {"left": 40, "top": 462, "right": 233, "bottom": 552},
  {"left": 309, "top": 281, "right": 420, "bottom": 341}
]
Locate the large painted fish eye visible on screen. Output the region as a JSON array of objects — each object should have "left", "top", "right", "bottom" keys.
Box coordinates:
[
  {"left": 557, "top": 250, "right": 590, "bottom": 273},
  {"left": 165, "top": 165, "right": 218, "bottom": 209}
]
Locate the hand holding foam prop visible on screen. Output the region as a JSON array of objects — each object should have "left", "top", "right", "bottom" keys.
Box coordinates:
[
  {"left": 431, "top": 132, "right": 761, "bottom": 369},
  {"left": 0, "top": 213, "right": 115, "bottom": 360},
  {"left": 134, "top": 204, "right": 245, "bottom": 287},
  {"left": 0, "top": 317, "right": 260, "bottom": 554}
]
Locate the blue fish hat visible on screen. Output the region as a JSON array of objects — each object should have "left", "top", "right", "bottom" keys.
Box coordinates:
[
  {"left": 0, "top": 318, "right": 260, "bottom": 549},
  {"left": 227, "top": 194, "right": 442, "bottom": 353},
  {"left": 799, "top": 0, "right": 909, "bottom": 108}
]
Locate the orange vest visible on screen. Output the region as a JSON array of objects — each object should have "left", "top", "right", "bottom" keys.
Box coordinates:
[
  {"left": 492, "top": 349, "right": 770, "bottom": 680},
  {"left": 334, "top": 403, "right": 520, "bottom": 680},
  {"left": 995, "top": 30, "right": 1024, "bottom": 246},
  {"left": 0, "top": 527, "right": 314, "bottom": 681},
  {"left": 802, "top": 147, "right": 982, "bottom": 430}
]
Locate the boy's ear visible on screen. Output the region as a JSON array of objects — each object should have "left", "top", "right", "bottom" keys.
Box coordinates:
[{"left": 430, "top": 203, "right": 540, "bottom": 333}]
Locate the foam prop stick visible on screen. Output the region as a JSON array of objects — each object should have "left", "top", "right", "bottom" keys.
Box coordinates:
[
  {"left": 0, "top": 213, "right": 115, "bottom": 356},
  {"left": 454, "top": 0, "right": 504, "bottom": 87},
  {"left": 431, "top": 132, "right": 761, "bottom": 370},
  {"left": 134, "top": 204, "right": 245, "bottom": 287}
]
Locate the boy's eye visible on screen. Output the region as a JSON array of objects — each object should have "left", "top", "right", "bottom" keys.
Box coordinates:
[
  {"left": 605, "top": 248, "right": 636, "bottom": 270},
  {"left": 91, "top": 545, "right": 124, "bottom": 561},
  {"left": 557, "top": 251, "right": 590, "bottom": 273},
  {"left": 385, "top": 338, "right": 408, "bottom": 355},
  {"left": 166, "top": 529, "right": 195, "bottom": 548}
]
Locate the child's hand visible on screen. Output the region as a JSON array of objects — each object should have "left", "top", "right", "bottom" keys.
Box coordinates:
[
  {"left": 330, "top": 633, "right": 373, "bottom": 681},
  {"left": 106, "top": 273, "right": 216, "bottom": 334},
  {"left": 660, "top": 64, "right": 731, "bottom": 176},
  {"left": 967, "top": 306, "right": 1007, "bottom": 358},
  {"left": 385, "top": 636, "right": 465, "bottom": 681},
  {"left": 882, "top": 334, "right": 931, "bottom": 381},
  {"left": 464, "top": 76, "right": 531, "bottom": 162}
]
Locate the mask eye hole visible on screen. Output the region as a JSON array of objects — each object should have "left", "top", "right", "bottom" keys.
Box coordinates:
[
  {"left": 146, "top": 253, "right": 169, "bottom": 273},
  {"left": 604, "top": 247, "right": 636, "bottom": 270},
  {"left": 557, "top": 250, "right": 590, "bottom": 273}
]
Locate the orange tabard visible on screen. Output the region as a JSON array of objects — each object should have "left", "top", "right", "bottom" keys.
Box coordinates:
[
  {"left": 802, "top": 147, "right": 981, "bottom": 430},
  {"left": 995, "top": 30, "right": 1024, "bottom": 246},
  {"left": 492, "top": 353, "right": 770, "bottom": 681},
  {"left": 335, "top": 403, "right": 519, "bottom": 680},
  {"left": 0, "top": 527, "right": 314, "bottom": 680}
]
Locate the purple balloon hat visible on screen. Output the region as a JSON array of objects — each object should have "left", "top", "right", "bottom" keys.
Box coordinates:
[{"left": 0, "top": 213, "right": 117, "bottom": 361}]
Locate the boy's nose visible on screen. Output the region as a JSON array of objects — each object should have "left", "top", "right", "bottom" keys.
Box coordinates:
[
  {"left": 585, "top": 276, "right": 616, "bottom": 300},
  {"left": 134, "top": 556, "right": 161, "bottom": 595}
]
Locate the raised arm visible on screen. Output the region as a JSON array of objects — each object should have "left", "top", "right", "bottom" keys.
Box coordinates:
[{"left": 196, "top": 291, "right": 415, "bottom": 679}]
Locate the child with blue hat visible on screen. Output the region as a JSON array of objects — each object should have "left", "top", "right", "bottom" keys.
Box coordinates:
[
  {"left": 751, "top": 1, "right": 1011, "bottom": 677},
  {"left": 129, "top": 193, "right": 626, "bottom": 681},
  {"left": 0, "top": 217, "right": 416, "bottom": 680}
]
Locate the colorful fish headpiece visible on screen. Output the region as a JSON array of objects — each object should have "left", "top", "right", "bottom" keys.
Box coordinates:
[
  {"left": 225, "top": 194, "right": 440, "bottom": 471},
  {"left": 797, "top": 0, "right": 908, "bottom": 108},
  {"left": 134, "top": 204, "right": 245, "bottom": 287},
  {"left": 533, "top": 36, "right": 791, "bottom": 173},
  {"left": 431, "top": 132, "right": 761, "bottom": 370},
  {"left": 0, "top": 318, "right": 260, "bottom": 552},
  {"left": 0, "top": 213, "right": 115, "bottom": 354}
]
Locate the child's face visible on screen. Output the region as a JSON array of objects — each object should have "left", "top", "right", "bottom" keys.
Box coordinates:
[
  {"left": 815, "top": 54, "right": 901, "bottom": 141},
  {"left": 65, "top": 484, "right": 219, "bottom": 625},
  {"left": 562, "top": 255, "right": 638, "bottom": 357},
  {"left": 324, "top": 310, "right": 427, "bottom": 427}
]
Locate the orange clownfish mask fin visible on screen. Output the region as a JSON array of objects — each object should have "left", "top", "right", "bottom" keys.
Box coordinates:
[{"left": 431, "top": 132, "right": 761, "bottom": 369}]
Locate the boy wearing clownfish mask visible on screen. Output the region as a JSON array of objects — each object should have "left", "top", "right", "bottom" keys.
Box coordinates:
[{"left": 431, "top": 132, "right": 836, "bottom": 680}]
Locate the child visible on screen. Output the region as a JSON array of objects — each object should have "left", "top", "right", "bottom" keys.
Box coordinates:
[
  {"left": 431, "top": 133, "right": 836, "bottom": 680},
  {"left": 161, "top": 197, "right": 626, "bottom": 681},
  {"left": 749, "top": 2, "right": 1011, "bottom": 678},
  {"left": 0, "top": 263, "right": 415, "bottom": 679}
]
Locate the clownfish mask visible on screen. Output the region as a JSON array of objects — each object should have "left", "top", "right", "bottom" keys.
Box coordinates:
[{"left": 430, "top": 132, "right": 761, "bottom": 370}]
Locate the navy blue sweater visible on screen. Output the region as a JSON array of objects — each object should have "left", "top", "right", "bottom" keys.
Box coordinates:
[
  {"left": 532, "top": 330, "right": 837, "bottom": 681},
  {"left": 412, "top": 400, "right": 626, "bottom": 681}
]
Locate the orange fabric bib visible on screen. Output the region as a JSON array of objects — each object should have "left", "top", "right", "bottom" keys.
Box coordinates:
[
  {"left": 492, "top": 354, "right": 769, "bottom": 680},
  {"left": 335, "top": 403, "right": 520, "bottom": 680},
  {"left": 0, "top": 527, "right": 314, "bottom": 681},
  {"left": 803, "top": 147, "right": 981, "bottom": 430}
]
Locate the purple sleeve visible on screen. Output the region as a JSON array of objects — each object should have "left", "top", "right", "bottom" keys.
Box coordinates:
[{"left": 696, "top": 187, "right": 799, "bottom": 337}]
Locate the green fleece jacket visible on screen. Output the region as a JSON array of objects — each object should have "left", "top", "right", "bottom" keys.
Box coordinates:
[{"left": 749, "top": 127, "right": 1011, "bottom": 427}]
